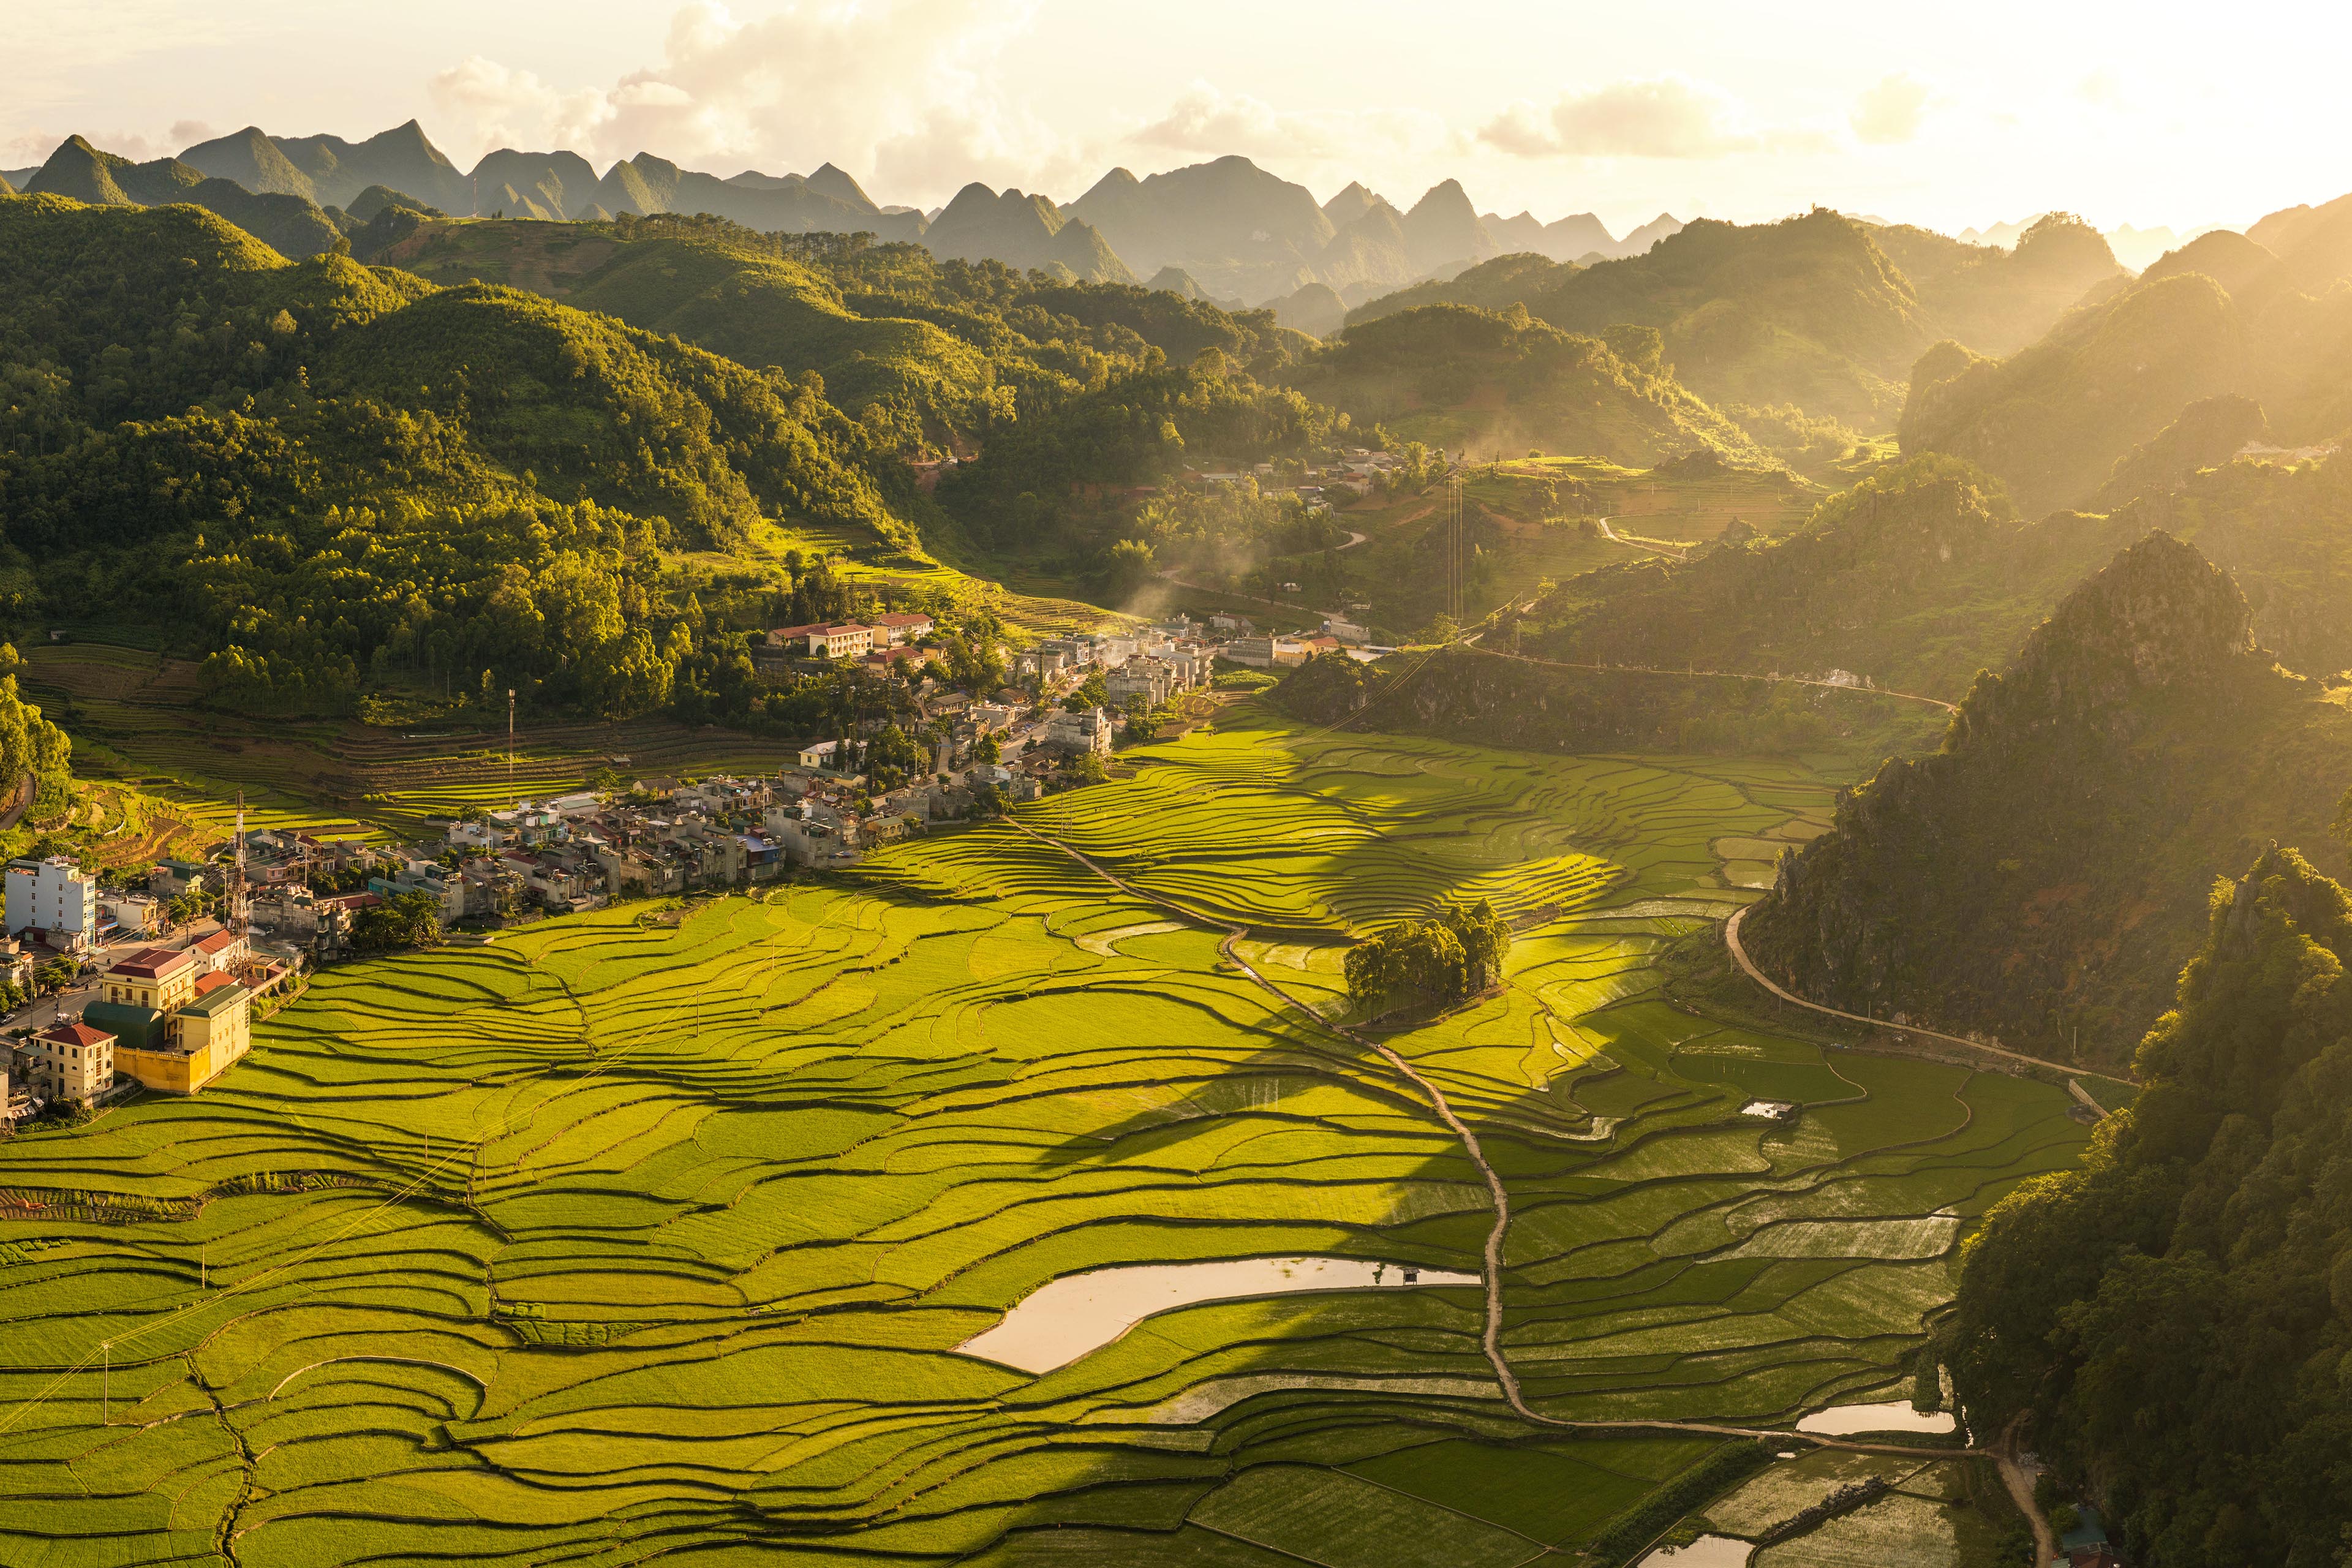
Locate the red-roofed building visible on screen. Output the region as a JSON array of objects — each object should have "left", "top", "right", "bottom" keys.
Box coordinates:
[
  {"left": 30, "top": 1019, "right": 114, "bottom": 1106},
  {"left": 105, "top": 946, "right": 198, "bottom": 1012},
  {"left": 766, "top": 622, "right": 827, "bottom": 652},
  {"left": 873, "top": 611, "right": 935, "bottom": 645},
  {"left": 189, "top": 927, "right": 248, "bottom": 974}
]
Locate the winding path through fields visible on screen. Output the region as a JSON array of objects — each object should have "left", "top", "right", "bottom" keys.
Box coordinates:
[{"left": 998, "top": 815, "right": 1981, "bottom": 1468}]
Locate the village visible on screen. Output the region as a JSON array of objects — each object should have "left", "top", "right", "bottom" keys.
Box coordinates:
[{"left": 0, "top": 605, "right": 1387, "bottom": 1127}]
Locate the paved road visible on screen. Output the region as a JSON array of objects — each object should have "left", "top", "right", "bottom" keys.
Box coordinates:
[
  {"left": 1001, "top": 815, "right": 1988, "bottom": 1464},
  {"left": 1461, "top": 640, "right": 1959, "bottom": 714},
  {"left": 1724, "top": 904, "right": 2116, "bottom": 1084}
]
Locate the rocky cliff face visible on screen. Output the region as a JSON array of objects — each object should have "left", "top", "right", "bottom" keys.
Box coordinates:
[{"left": 1743, "top": 531, "right": 2346, "bottom": 1065}]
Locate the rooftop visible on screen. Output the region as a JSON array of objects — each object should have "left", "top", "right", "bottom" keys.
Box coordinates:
[
  {"left": 113, "top": 946, "right": 195, "bottom": 981},
  {"left": 179, "top": 982, "right": 251, "bottom": 1019},
  {"left": 39, "top": 1020, "right": 114, "bottom": 1048}
]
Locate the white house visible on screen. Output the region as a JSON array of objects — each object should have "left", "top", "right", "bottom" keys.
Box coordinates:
[
  {"left": 6, "top": 857, "right": 96, "bottom": 946},
  {"left": 798, "top": 740, "right": 843, "bottom": 771}
]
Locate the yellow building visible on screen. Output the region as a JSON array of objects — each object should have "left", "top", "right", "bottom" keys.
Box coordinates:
[
  {"left": 92, "top": 949, "right": 254, "bottom": 1096},
  {"left": 104, "top": 946, "right": 198, "bottom": 1012}
]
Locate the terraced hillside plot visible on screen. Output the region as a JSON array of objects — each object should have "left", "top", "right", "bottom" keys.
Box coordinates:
[{"left": 0, "top": 713, "right": 2084, "bottom": 1566}]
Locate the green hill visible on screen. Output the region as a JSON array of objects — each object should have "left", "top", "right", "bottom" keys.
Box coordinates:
[
  {"left": 1741, "top": 532, "right": 2352, "bottom": 1065},
  {"left": 1348, "top": 211, "right": 2122, "bottom": 435},
  {"left": 23, "top": 134, "right": 347, "bottom": 259},
  {"left": 1899, "top": 197, "right": 2352, "bottom": 513},
  {"left": 1899, "top": 271, "right": 2247, "bottom": 514},
  {"left": 1280, "top": 301, "right": 1762, "bottom": 464},
  {"left": 1945, "top": 844, "right": 2352, "bottom": 1562},
  {"left": 0, "top": 192, "right": 924, "bottom": 719},
  {"left": 369, "top": 213, "right": 1303, "bottom": 454},
  {"left": 1866, "top": 213, "right": 2123, "bottom": 354},
  {"left": 1518, "top": 455, "right": 2129, "bottom": 699}
]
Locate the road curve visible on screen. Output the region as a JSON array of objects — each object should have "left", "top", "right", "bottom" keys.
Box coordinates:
[
  {"left": 1725, "top": 904, "right": 2116, "bottom": 1083},
  {"left": 1460, "top": 641, "right": 1959, "bottom": 714},
  {"left": 1000, "top": 815, "right": 1987, "bottom": 1463},
  {"left": 1594, "top": 514, "right": 1687, "bottom": 560}
]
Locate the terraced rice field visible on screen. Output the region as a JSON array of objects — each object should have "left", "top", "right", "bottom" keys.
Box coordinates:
[
  {"left": 21, "top": 643, "right": 807, "bottom": 839},
  {"left": 0, "top": 711, "right": 2073, "bottom": 1565}
]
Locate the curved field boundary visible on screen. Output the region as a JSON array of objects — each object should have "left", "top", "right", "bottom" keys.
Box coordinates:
[
  {"left": 1724, "top": 905, "right": 2120, "bottom": 1087},
  {"left": 1001, "top": 814, "right": 1980, "bottom": 1463}
]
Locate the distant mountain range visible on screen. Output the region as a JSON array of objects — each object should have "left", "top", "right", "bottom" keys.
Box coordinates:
[
  {"left": 2, "top": 123, "right": 1685, "bottom": 311},
  {"left": 1955, "top": 213, "right": 2222, "bottom": 271}
]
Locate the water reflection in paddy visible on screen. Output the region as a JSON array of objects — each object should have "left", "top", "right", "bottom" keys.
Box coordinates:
[{"left": 957, "top": 1256, "right": 1481, "bottom": 1373}]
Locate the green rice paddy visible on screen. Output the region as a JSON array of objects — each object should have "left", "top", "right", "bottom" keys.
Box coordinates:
[{"left": 0, "top": 707, "right": 2073, "bottom": 1564}]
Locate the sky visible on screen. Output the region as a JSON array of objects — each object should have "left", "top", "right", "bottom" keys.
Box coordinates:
[{"left": 9, "top": 0, "right": 2347, "bottom": 237}]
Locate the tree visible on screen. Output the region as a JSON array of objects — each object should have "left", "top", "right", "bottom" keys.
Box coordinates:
[
  {"left": 1343, "top": 900, "right": 1509, "bottom": 1008},
  {"left": 350, "top": 891, "right": 445, "bottom": 954}
]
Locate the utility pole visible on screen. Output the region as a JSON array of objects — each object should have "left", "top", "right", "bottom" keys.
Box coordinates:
[
  {"left": 507, "top": 690, "right": 516, "bottom": 795},
  {"left": 231, "top": 793, "right": 246, "bottom": 934},
  {"left": 100, "top": 1340, "right": 109, "bottom": 1425}
]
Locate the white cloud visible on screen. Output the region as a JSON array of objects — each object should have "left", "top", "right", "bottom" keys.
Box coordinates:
[
  {"left": 1, "top": 125, "right": 184, "bottom": 166},
  {"left": 429, "top": 0, "right": 1098, "bottom": 203},
  {"left": 2077, "top": 69, "right": 2126, "bottom": 109},
  {"left": 1480, "top": 76, "right": 1760, "bottom": 160},
  {"left": 1851, "top": 73, "right": 1931, "bottom": 145},
  {"left": 1132, "top": 81, "right": 1450, "bottom": 166}
]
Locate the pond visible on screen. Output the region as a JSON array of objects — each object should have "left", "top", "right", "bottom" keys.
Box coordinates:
[
  {"left": 1795, "top": 1399, "right": 1958, "bottom": 1436},
  {"left": 1639, "top": 1534, "right": 1754, "bottom": 1566},
  {"left": 957, "top": 1255, "right": 1482, "bottom": 1374}
]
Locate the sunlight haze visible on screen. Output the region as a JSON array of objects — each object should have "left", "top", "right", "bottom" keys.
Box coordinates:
[{"left": 8, "top": 0, "right": 2334, "bottom": 233}]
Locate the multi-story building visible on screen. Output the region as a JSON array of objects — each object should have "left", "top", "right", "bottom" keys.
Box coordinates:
[
  {"left": 187, "top": 928, "right": 248, "bottom": 974},
  {"left": 102, "top": 946, "right": 200, "bottom": 1013},
  {"left": 89, "top": 944, "right": 255, "bottom": 1094},
  {"left": 873, "top": 611, "right": 935, "bottom": 645},
  {"left": 27, "top": 1019, "right": 113, "bottom": 1107},
  {"left": 1044, "top": 707, "right": 1114, "bottom": 756},
  {"left": 5, "top": 856, "right": 96, "bottom": 947},
  {"left": 1106, "top": 659, "right": 1174, "bottom": 708}
]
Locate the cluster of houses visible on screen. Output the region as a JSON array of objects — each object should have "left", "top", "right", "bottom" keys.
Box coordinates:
[
  {"left": 2, "top": 916, "right": 298, "bottom": 1121},
  {"left": 1186, "top": 447, "right": 1410, "bottom": 507},
  {"left": 0, "top": 601, "right": 1387, "bottom": 1125}
]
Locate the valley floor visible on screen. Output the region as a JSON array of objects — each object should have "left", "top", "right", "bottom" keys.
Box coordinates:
[{"left": 0, "top": 707, "right": 2069, "bottom": 1566}]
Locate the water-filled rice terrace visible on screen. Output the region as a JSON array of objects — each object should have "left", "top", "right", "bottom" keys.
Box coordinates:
[{"left": 0, "top": 710, "right": 2082, "bottom": 1566}]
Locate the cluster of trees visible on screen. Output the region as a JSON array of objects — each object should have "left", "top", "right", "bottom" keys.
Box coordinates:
[
  {"left": 1343, "top": 899, "right": 1510, "bottom": 1008},
  {"left": 1945, "top": 846, "right": 2352, "bottom": 1564},
  {"left": 349, "top": 890, "right": 444, "bottom": 953}
]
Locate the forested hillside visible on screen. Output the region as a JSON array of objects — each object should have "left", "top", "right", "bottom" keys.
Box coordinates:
[
  {"left": 1742, "top": 533, "right": 2352, "bottom": 1064},
  {"left": 23, "top": 133, "right": 347, "bottom": 260},
  {"left": 1946, "top": 846, "right": 2352, "bottom": 1566},
  {"left": 369, "top": 213, "right": 1307, "bottom": 454},
  {"left": 1344, "top": 210, "right": 2120, "bottom": 431},
  {"left": 0, "top": 192, "right": 925, "bottom": 718},
  {"left": 1278, "top": 303, "right": 1759, "bottom": 464},
  {"left": 1902, "top": 195, "right": 2352, "bottom": 511},
  {"left": 1513, "top": 456, "right": 2124, "bottom": 698}
]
